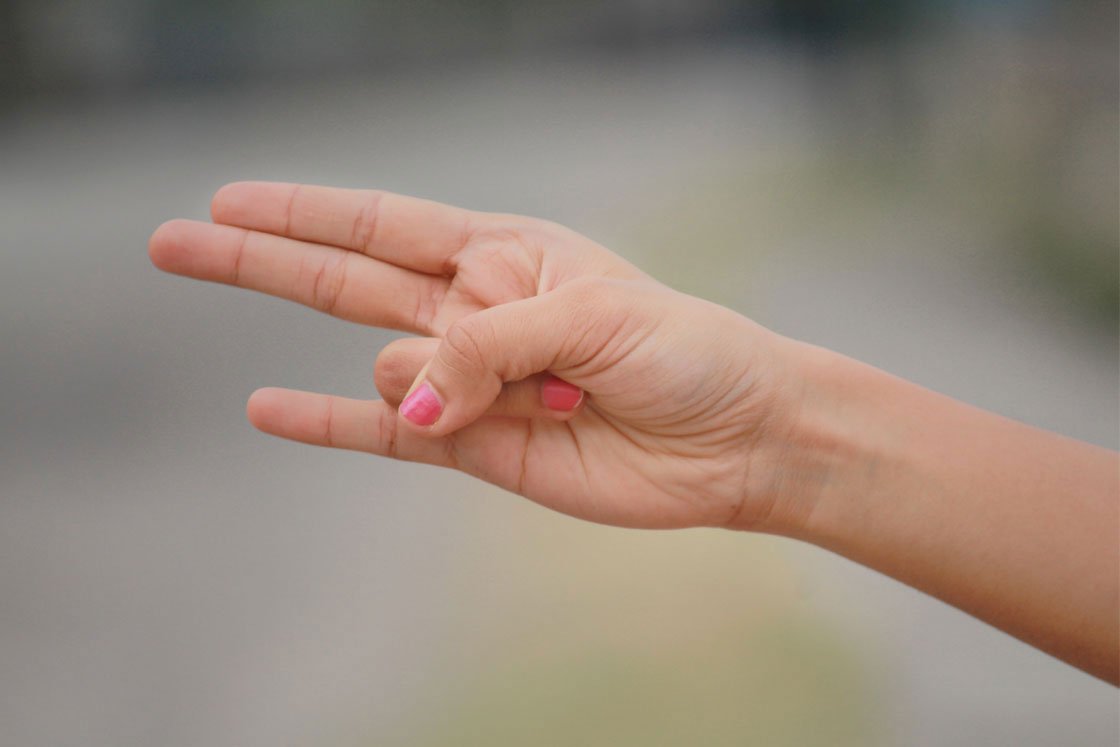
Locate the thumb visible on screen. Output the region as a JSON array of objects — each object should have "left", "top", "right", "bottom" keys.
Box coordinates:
[{"left": 397, "top": 281, "right": 608, "bottom": 436}]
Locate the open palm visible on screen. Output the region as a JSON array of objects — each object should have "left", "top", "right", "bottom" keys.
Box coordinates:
[{"left": 150, "top": 182, "right": 787, "bottom": 529}]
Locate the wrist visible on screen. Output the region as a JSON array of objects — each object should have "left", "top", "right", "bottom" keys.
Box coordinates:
[
  {"left": 731, "top": 337, "right": 897, "bottom": 540},
  {"left": 732, "top": 333, "right": 1120, "bottom": 683}
]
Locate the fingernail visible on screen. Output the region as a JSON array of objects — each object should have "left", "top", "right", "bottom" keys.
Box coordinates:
[
  {"left": 541, "top": 375, "right": 584, "bottom": 411},
  {"left": 400, "top": 382, "right": 442, "bottom": 426}
]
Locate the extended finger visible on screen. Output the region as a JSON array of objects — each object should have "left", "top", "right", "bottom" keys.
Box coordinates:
[
  {"left": 211, "top": 181, "right": 475, "bottom": 275},
  {"left": 375, "top": 337, "right": 585, "bottom": 420},
  {"left": 149, "top": 219, "right": 447, "bottom": 334},
  {"left": 246, "top": 388, "right": 456, "bottom": 465},
  {"left": 246, "top": 386, "right": 575, "bottom": 503}
]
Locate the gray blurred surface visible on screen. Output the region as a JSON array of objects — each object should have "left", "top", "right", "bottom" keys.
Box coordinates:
[{"left": 1, "top": 46, "right": 1117, "bottom": 746}]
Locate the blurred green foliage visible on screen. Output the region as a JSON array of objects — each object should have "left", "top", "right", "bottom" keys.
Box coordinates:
[
  {"left": 372, "top": 508, "right": 882, "bottom": 747},
  {"left": 405, "top": 618, "right": 876, "bottom": 747}
]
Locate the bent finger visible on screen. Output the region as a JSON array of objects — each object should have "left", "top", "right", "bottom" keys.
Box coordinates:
[
  {"left": 246, "top": 387, "right": 454, "bottom": 466},
  {"left": 397, "top": 280, "right": 622, "bottom": 436},
  {"left": 376, "top": 337, "right": 584, "bottom": 420}
]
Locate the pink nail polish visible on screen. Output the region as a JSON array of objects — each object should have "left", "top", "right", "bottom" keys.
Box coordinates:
[
  {"left": 541, "top": 375, "right": 584, "bottom": 412},
  {"left": 400, "top": 382, "right": 442, "bottom": 426}
]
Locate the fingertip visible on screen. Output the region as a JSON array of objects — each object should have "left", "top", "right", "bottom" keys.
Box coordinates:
[
  {"left": 246, "top": 387, "right": 285, "bottom": 431},
  {"left": 541, "top": 375, "right": 585, "bottom": 414},
  {"left": 210, "top": 181, "right": 248, "bottom": 222},
  {"left": 211, "top": 180, "right": 293, "bottom": 225},
  {"left": 373, "top": 343, "right": 413, "bottom": 403},
  {"left": 147, "top": 218, "right": 192, "bottom": 272},
  {"left": 374, "top": 338, "right": 438, "bottom": 405}
]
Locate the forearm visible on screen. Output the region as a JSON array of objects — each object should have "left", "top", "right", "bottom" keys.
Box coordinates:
[{"left": 753, "top": 339, "right": 1120, "bottom": 683}]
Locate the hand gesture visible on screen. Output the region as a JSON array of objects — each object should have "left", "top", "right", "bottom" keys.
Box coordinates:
[{"left": 150, "top": 182, "right": 795, "bottom": 529}]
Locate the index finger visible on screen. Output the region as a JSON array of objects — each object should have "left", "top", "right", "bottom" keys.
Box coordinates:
[{"left": 210, "top": 181, "right": 475, "bottom": 275}]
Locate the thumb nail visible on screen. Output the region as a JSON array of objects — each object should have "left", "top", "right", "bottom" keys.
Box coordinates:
[{"left": 400, "top": 382, "right": 443, "bottom": 426}]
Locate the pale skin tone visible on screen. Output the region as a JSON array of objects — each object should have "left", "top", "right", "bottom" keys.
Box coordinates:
[{"left": 149, "top": 182, "right": 1119, "bottom": 684}]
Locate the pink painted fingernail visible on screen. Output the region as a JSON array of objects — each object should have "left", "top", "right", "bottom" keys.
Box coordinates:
[
  {"left": 400, "top": 382, "right": 442, "bottom": 426},
  {"left": 541, "top": 375, "right": 584, "bottom": 411}
]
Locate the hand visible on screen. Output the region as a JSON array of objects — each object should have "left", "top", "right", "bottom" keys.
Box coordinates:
[
  {"left": 149, "top": 182, "right": 801, "bottom": 530},
  {"left": 149, "top": 182, "right": 1120, "bottom": 681}
]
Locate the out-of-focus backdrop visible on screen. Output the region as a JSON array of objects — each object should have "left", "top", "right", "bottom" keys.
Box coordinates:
[{"left": 1, "top": 1, "right": 1117, "bottom": 745}]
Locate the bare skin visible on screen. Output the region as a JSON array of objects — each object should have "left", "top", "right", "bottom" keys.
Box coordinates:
[{"left": 149, "top": 182, "right": 1119, "bottom": 683}]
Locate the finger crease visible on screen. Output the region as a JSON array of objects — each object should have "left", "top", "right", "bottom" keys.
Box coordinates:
[
  {"left": 412, "top": 280, "right": 447, "bottom": 335},
  {"left": 445, "top": 213, "right": 474, "bottom": 276},
  {"left": 329, "top": 257, "right": 349, "bottom": 316},
  {"left": 230, "top": 229, "right": 250, "bottom": 285},
  {"left": 566, "top": 420, "right": 591, "bottom": 494},
  {"left": 353, "top": 191, "right": 385, "bottom": 255},
  {"left": 284, "top": 184, "right": 301, "bottom": 237},
  {"left": 314, "top": 255, "right": 349, "bottom": 317},
  {"left": 323, "top": 396, "right": 335, "bottom": 448},
  {"left": 383, "top": 408, "right": 399, "bottom": 459},
  {"left": 445, "top": 435, "right": 460, "bottom": 470},
  {"left": 517, "top": 420, "right": 533, "bottom": 495}
]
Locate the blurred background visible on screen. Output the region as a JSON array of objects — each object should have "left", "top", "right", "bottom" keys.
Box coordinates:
[{"left": 1, "top": 1, "right": 1117, "bottom": 745}]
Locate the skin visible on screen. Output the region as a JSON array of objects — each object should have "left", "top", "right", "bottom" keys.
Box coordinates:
[{"left": 149, "top": 182, "right": 1119, "bottom": 683}]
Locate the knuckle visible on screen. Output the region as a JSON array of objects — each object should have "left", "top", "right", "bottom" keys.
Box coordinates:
[
  {"left": 351, "top": 190, "right": 386, "bottom": 252},
  {"left": 411, "top": 280, "right": 446, "bottom": 335},
  {"left": 309, "top": 253, "right": 349, "bottom": 315},
  {"left": 534, "top": 218, "right": 581, "bottom": 245},
  {"left": 283, "top": 183, "right": 302, "bottom": 234},
  {"left": 321, "top": 396, "right": 336, "bottom": 448},
  {"left": 563, "top": 275, "right": 613, "bottom": 306},
  {"left": 439, "top": 319, "right": 488, "bottom": 377},
  {"left": 229, "top": 229, "right": 250, "bottom": 285},
  {"left": 556, "top": 276, "right": 641, "bottom": 360},
  {"left": 375, "top": 404, "right": 400, "bottom": 459},
  {"left": 560, "top": 276, "right": 615, "bottom": 324}
]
